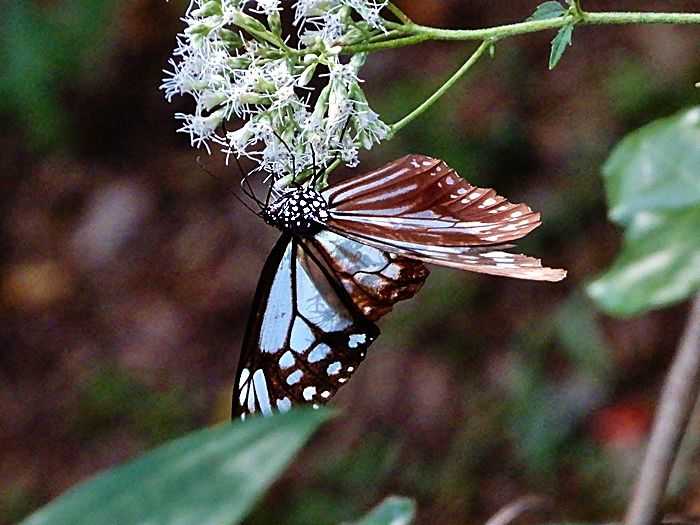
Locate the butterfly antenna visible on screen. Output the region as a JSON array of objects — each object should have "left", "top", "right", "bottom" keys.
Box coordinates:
[
  {"left": 317, "top": 114, "right": 353, "bottom": 188},
  {"left": 217, "top": 119, "right": 262, "bottom": 209},
  {"left": 264, "top": 171, "right": 276, "bottom": 207},
  {"left": 195, "top": 156, "right": 258, "bottom": 216},
  {"left": 338, "top": 111, "right": 352, "bottom": 144},
  {"left": 234, "top": 155, "right": 264, "bottom": 209},
  {"left": 310, "top": 143, "right": 318, "bottom": 186},
  {"left": 272, "top": 130, "right": 298, "bottom": 185}
]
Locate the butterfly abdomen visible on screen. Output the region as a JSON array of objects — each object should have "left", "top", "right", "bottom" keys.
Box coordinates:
[{"left": 263, "top": 187, "right": 330, "bottom": 236}]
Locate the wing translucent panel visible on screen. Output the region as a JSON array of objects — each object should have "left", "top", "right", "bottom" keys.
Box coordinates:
[
  {"left": 331, "top": 231, "right": 566, "bottom": 281},
  {"left": 304, "top": 230, "right": 429, "bottom": 321},
  {"left": 324, "top": 155, "right": 566, "bottom": 281},
  {"left": 233, "top": 234, "right": 379, "bottom": 419}
]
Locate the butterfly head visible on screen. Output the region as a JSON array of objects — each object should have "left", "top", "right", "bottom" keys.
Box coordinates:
[{"left": 262, "top": 186, "right": 330, "bottom": 236}]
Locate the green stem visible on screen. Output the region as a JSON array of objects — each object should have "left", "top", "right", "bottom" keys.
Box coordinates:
[
  {"left": 390, "top": 40, "right": 491, "bottom": 135},
  {"left": 343, "top": 11, "right": 700, "bottom": 53},
  {"left": 387, "top": 2, "right": 413, "bottom": 25},
  {"left": 320, "top": 158, "right": 341, "bottom": 187}
]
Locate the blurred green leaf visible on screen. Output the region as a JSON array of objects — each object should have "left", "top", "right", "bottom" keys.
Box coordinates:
[
  {"left": 0, "top": 0, "right": 115, "bottom": 150},
  {"left": 588, "top": 207, "right": 700, "bottom": 317},
  {"left": 345, "top": 496, "right": 416, "bottom": 525},
  {"left": 2, "top": 487, "right": 38, "bottom": 525},
  {"left": 554, "top": 293, "right": 612, "bottom": 379},
  {"left": 21, "top": 409, "right": 330, "bottom": 525},
  {"left": 528, "top": 1, "right": 567, "bottom": 22},
  {"left": 549, "top": 24, "right": 574, "bottom": 70},
  {"left": 602, "top": 107, "right": 700, "bottom": 225},
  {"left": 73, "top": 366, "right": 193, "bottom": 446},
  {"left": 589, "top": 107, "right": 700, "bottom": 316}
]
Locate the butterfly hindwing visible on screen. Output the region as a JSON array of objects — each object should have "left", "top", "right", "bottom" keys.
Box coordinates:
[
  {"left": 233, "top": 234, "right": 378, "bottom": 418},
  {"left": 305, "top": 230, "right": 429, "bottom": 321}
]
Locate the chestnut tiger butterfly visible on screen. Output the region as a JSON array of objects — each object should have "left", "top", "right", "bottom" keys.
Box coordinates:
[{"left": 233, "top": 154, "right": 566, "bottom": 419}]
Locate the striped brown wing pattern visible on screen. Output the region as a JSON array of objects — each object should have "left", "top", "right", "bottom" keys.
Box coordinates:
[
  {"left": 323, "top": 155, "right": 566, "bottom": 281},
  {"left": 302, "top": 230, "right": 429, "bottom": 321}
]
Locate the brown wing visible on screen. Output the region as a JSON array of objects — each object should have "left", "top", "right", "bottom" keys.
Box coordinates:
[
  {"left": 323, "top": 154, "right": 566, "bottom": 282},
  {"left": 302, "top": 230, "right": 429, "bottom": 321}
]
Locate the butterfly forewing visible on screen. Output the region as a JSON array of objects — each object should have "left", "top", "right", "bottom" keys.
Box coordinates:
[
  {"left": 233, "top": 234, "right": 379, "bottom": 418},
  {"left": 324, "top": 155, "right": 566, "bottom": 281}
]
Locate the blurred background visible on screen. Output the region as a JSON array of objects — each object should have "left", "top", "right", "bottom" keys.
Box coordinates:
[{"left": 1, "top": 1, "right": 700, "bottom": 523}]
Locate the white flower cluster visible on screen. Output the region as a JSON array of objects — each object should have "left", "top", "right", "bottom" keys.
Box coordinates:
[{"left": 162, "top": 0, "right": 392, "bottom": 184}]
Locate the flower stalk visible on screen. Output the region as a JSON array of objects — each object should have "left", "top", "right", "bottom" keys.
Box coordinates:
[
  {"left": 390, "top": 40, "right": 491, "bottom": 135},
  {"left": 343, "top": 11, "right": 700, "bottom": 53}
]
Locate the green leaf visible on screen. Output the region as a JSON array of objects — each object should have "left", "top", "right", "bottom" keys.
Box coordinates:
[
  {"left": 549, "top": 24, "right": 574, "bottom": 69},
  {"left": 21, "top": 409, "right": 330, "bottom": 525},
  {"left": 602, "top": 107, "right": 700, "bottom": 226},
  {"left": 0, "top": 0, "right": 115, "bottom": 150},
  {"left": 589, "top": 107, "right": 700, "bottom": 317},
  {"left": 554, "top": 293, "right": 612, "bottom": 378},
  {"left": 345, "top": 496, "right": 416, "bottom": 525},
  {"left": 528, "top": 1, "right": 567, "bottom": 22},
  {"left": 588, "top": 207, "right": 700, "bottom": 317}
]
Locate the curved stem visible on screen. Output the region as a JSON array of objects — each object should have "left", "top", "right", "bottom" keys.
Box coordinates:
[
  {"left": 320, "top": 157, "right": 341, "bottom": 187},
  {"left": 387, "top": 2, "right": 412, "bottom": 25},
  {"left": 390, "top": 40, "right": 491, "bottom": 135},
  {"left": 624, "top": 293, "right": 700, "bottom": 525},
  {"left": 342, "top": 11, "right": 700, "bottom": 54}
]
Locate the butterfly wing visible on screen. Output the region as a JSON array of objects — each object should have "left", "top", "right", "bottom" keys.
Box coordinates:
[
  {"left": 323, "top": 155, "right": 566, "bottom": 281},
  {"left": 233, "top": 232, "right": 428, "bottom": 418},
  {"left": 305, "top": 230, "right": 429, "bottom": 321}
]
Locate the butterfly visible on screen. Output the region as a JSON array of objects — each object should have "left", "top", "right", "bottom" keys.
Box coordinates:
[{"left": 233, "top": 154, "right": 565, "bottom": 418}]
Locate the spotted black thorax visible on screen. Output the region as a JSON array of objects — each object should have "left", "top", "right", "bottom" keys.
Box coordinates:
[{"left": 261, "top": 186, "right": 330, "bottom": 236}]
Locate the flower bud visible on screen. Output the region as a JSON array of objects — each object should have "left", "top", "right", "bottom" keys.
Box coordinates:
[
  {"left": 267, "top": 11, "right": 282, "bottom": 36},
  {"left": 298, "top": 63, "right": 317, "bottom": 87},
  {"left": 190, "top": 0, "right": 222, "bottom": 18},
  {"left": 231, "top": 10, "right": 272, "bottom": 37},
  {"left": 219, "top": 29, "right": 244, "bottom": 47}
]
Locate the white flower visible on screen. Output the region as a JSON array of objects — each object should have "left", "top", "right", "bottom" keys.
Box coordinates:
[
  {"left": 253, "top": 0, "right": 280, "bottom": 15},
  {"left": 175, "top": 107, "right": 227, "bottom": 153},
  {"left": 162, "top": 0, "right": 392, "bottom": 183}
]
